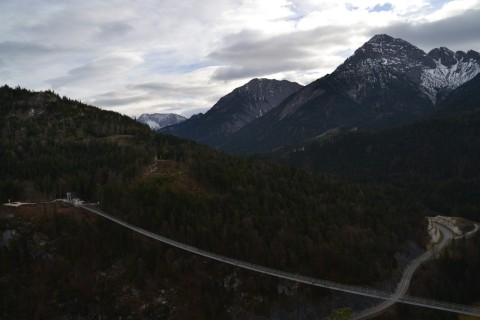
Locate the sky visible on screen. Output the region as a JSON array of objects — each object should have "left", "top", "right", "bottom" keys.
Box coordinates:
[{"left": 1, "top": 0, "right": 480, "bottom": 117}]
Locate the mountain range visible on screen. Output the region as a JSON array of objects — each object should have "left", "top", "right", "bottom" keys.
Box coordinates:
[
  {"left": 161, "top": 34, "right": 480, "bottom": 155},
  {"left": 137, "top": 113, "right": 186, "bottom": 130},
  {"left": 159, "top": 78, "right": 302, "bottom": 147}
]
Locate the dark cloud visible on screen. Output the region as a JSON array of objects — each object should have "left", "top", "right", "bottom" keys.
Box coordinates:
[
  {"left": 0, "top": 41, "right": 57, "bottom": 58},
  {"left": 95, "top": 22, "right": 134, "bottom": 41},
  {"left": 91, "top": 92, "right": 144, "bottom": 107},
  {"left": 47, "top": 55, "right": 140, "bottom": 88},
  {"left": 48, "top": 64, "right": 100, "bottom": 88},
  {"left": 208, "top": 27, "right": 351, "bottom": 81},
  {"left": 212, "top": 66, "right": 272, "bottom": 81},
  {"left": 128, "top": 82, "right": 216, "bottom": 98},
  {"left": 375, "top": 9, "right": 480, "bottom": 52},
  {"left": 128, "top": 82, "right": 177, "bottom": 93}
]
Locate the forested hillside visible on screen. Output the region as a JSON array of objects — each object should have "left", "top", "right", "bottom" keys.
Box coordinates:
[
  {"left": 280, "top": 117, "right": 480, "bottom": 219},
  {"left": 0, "top": 85, "right": 156, "bottom": 202},
  {"left": 0, "top": 85, "right": 428, "bottom": 318},
  {"left": 271, "top": 75, "right": 480, "bottom": 221}
]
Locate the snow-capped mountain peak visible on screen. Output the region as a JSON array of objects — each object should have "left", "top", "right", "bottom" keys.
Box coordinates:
[
  {"left": 137, "top": 113, "right": 186, "bottom": 130},
  {"left": 334, "top": 34, "right": 480, "bottom": 104},
  {"left": 347, "top": 34, "right": 433, "bottom": 70}
]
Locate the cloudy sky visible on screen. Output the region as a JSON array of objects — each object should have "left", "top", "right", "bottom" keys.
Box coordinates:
[{"left": 1, "top": 0, "right": 480, "bottom": 117}]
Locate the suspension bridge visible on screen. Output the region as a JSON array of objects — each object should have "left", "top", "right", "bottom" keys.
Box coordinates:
[{"left": 76, "top": 202, "right": 480, "bottom": 318}]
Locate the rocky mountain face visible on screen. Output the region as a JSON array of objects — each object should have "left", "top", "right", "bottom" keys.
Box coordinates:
[
  {"left": 137, "top": 113, "right": 186, "bottom": 130},
  {"left": 221, "top": 34, "right": 480, "bottom": 154},
  {"left": 423, "top": 47, "right": 480, "bottom": 102},
  {"left": 335, "top": 34, "right": 480, "bottom": 104},
  {"left": 160, "top": 78, "right": 302, "bottom": 147}
]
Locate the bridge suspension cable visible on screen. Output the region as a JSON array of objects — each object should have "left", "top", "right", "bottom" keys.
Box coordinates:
[{"left": 78, "top": 203, "right": 480, "bottom": 318}]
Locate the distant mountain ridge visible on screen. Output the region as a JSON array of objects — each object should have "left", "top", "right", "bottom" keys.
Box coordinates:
[
  {"left": 137, "top": 113, "right": 186, "bottom": 130},
  {"left": 221, "top": 34, "right": 480, "bottom": 154},
  {"left": 160, "top": 78, "right": 302, "bottom": 147}
]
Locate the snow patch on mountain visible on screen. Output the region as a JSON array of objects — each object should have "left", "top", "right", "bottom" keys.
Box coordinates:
[
  {"left": 144, "top": 120, "right": 161, "bottom": 130},
  {"left": 421, "top": 52, "right": 480, "bottom": 102},
  {"left": 138, "top": 113, "right": 186, "bottom": 130}
]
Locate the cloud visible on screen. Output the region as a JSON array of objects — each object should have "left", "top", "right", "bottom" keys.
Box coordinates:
[
  {"left": 86, "top": 73, "right": 232, "bottom": 117},
  {"left": 207, "top": 1, "right": 480, "bottom": 83},
  {"left": 0, "top": 41, "right": 69, "bottom": 88},
  {"left": 91, "top": 88, "right": 212, "bottom": 117},
  {"left": 90, "top": 92, "right": 145, "bottom": 107},
  {"left": 376, "top": 9, "right": 480, "bottom": 51},
  {"left": 127, "top": 82, "right": 216, "bottom": 98},
  {"left": 94, "top": 22, "right": 134, "bottom": 41},
  {"left": 47, "top": 53, "right": 143, "bottom": 88},
  {"left": 0, "top": 0, "right": 479, "bottom": 116},
  {"left": 208, "top": 27, "right": 352, "bottom": 81},
  {"left": 0, "top": 41, "right": 58, "bottom": 59}
]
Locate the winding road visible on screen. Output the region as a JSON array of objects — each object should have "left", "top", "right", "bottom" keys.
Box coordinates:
[{"left": 353, "top": 223, "right": 454, "bottom": 319}]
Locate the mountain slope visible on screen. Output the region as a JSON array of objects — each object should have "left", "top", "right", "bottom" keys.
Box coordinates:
[
  {"left": 137, "top": 113, "right": 186, "bottom": 130},
  {"left": 221, "top": 77, "right": 369, "bottom": 154},
  {"left": 435, "top": 72, "right": 480, "bottom": 117},
  {"left": 160, "top": 78, "right": 302, "bottom": 147},
  {"left": 336, "top": 34, "right": 480, "bottom": 103},
  {"left": 0, "top": 85, "right": 156, "bottom": 201},
  {"left": 423, "top": 47, "right": 480, "bottom": 102},
  {"left": 221, "top": 35, "right": 480, "bottom": 155},
  {"left": 274, "top": 73, "right": 480, "bottom": 220}
]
